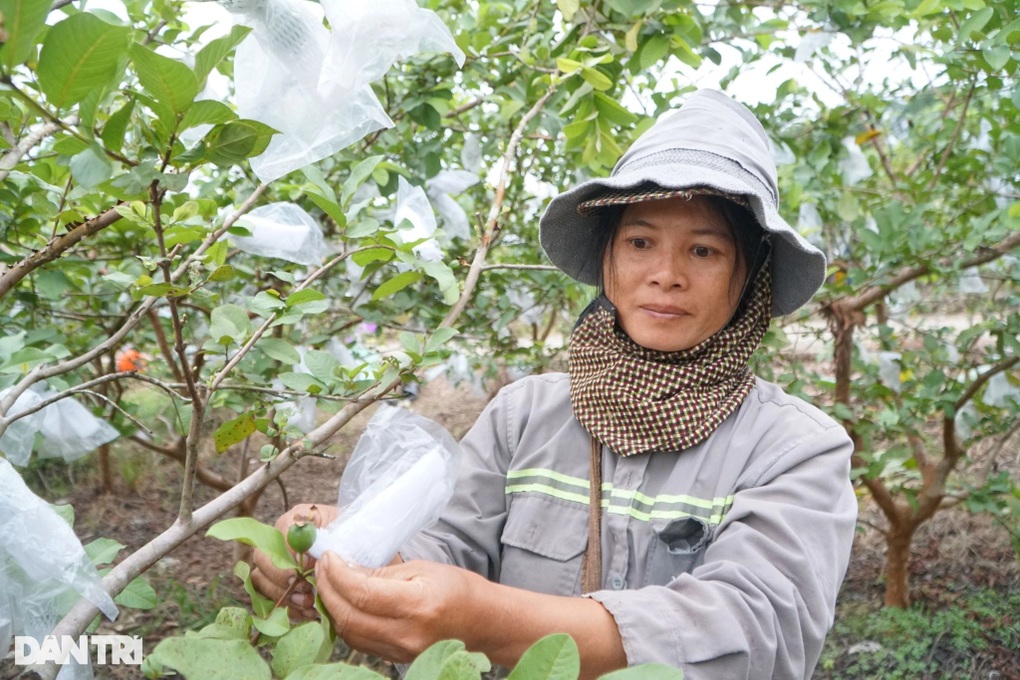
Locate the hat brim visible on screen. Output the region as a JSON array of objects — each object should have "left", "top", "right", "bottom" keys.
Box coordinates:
[{"left": 539, "top": 164, "right": 826, "bottom": 316}]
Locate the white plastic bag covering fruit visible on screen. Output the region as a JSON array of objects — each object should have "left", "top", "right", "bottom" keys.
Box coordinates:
[
  {"left": 394, "top": 177, "right": 442, "bottom": 262},
  {"left": 0, "top": 458, "right": 118, "bottom": 669},
  {"left": 231, "top": 202, "right": 326, "bottom": 265},
  {"left": 309, "top": 404, "right": 461, "bottom": 567},
  {"left": 0, "top": 385, "right": 119, "bottom": 467},
  {"left": 217, "top": 0, "right": 464, "bottom": 182},
  {"left": 426, "top": 169, "right": 480, "bottom": 241}
]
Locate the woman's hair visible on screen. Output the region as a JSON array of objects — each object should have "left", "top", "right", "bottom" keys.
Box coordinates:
[{"left": 595, "top": 193, "right": 769, "bottom": 317}]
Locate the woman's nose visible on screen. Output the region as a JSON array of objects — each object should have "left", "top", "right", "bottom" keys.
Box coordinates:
[{"left": 648, "top": 254, "right": 687, "bottom": 289}]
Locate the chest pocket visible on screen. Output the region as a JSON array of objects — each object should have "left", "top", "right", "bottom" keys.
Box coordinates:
[
  {"left": 645, "top": 516, "right": 712, "bottom": 585},
  {"left": 498, "top": 494, "right": 589, "bottom": 596}
]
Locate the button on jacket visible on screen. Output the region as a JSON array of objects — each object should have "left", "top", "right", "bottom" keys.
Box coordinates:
[{"left": 400, "top": 373, "right": 857, "bottom": 679}]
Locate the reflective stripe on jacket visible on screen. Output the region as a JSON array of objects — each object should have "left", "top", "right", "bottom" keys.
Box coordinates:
[{"left": 400, "top": 372, "right": 857, "bottom": 679}]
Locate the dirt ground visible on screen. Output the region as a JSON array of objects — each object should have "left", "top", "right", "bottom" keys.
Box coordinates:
[{"left": 3, "top": 376, "right": 1019, "bottom": 679}]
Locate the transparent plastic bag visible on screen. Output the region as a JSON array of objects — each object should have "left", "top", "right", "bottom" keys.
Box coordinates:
[
  {"left": 394, "top": 177, "right": 442, "bottom": 262},
  {"left": 309, "top": 404, "right": 462, "bottom": 567},
  {"left": 231, "top": 202, "right": 327, "bottom": 265},
  {"left": 0, "top": 458, "right": 118, "bottom": 674},
  {"left": 426, "top": 169, "right": 480, "bottom": 241},
  {"left": 0, "top": 385, "right": 119, "bottom": 467},
  {"left": 220, "top": 0, "right": 463, "bottom": 182}
]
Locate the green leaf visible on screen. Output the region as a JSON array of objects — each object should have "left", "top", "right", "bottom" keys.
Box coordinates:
[
  {"left": 405, "top": 640, "right": 491, "bottom": 680},
  {"left": 258, "top": 338, "right": 301, "bottom": 365},
  {"left": 138, "top": 282, "right": 191, "bottom": 298},
  {"left": 101, "top": 99, "right": 136, "bottom": 153},
  {"left": 149, "top": 637, "right": 271, "bottom": 680},
  {"left": 556, "top": 57, "right": 583, "bottom": 73},
  {"left": 556, "top": 0, "right": 580, "bottom": 21},
  {"left": 37, "top": 13, "right": 132, "bottom": 109},
  {"left": 351, "top": 247, "right": 395, "bottom": 266},
  {"left": 286, "top": 289, "right": 327, "bottom": 307},
  {"left": 203, "top": 119, "right": 278, "bottom": 167},
  {"left": 286, "top": 664, "right": 389, "bottom": 679},
  {"left": 234, "top": 561, "right": 275, "bottom": 618},
  {"left": 341, "top": 155, "right": 384, "bottom": 209},
  {"left": 85, "top": 537, "right": 125, "bottom": 566},
  {"left": 604, "top": 0, "right": 659, "bottom": 16},
  {"left": 278, "top": 372, "right": 326, "bottom": 394},
  {"left": 957, "top": 7, "right": 994, "bottom": 44},
  {"left": 0, "top": 347, "right": 51, "bottom": 374},
  {"left": 213, "top": 412, "right": 257, "bottom": 452},
  {"left": 272, "top": 622, "right": 327, "bottom": 678},
  {"left": 69, "top": 145, "right": 113, "bottom": 189},
  {"left": 0, "top": 0, "right": 51, "bottom": 69},
  {"left": 599, "top": 664, "right": 683, "bottom": 679},
  {"left": 249, "top": 291, "right": 287, "bottom": 317},
  {"left": 372, "top": 270, "right": 422, "bottom": 300},
  {"left": 252, "top": 607, "right": 291, "bottom": 637},
  {"left": 207, "top": 264, "right": 235, "bottom": 282},
  {"left": 194, "top": 25, "right": 251, "bottom": 85},
  {"left": 130, "top": 43, "right": 200, "bottom": 115},
  {"left": 180, "top": 100, "right": 238, "bottom": 132},
  {"left": 593, "top": 92, "right": 638, "bottom": 126},
  {"left": 507, "top": 634, "right": 579, "bottom": 680},
  {"left": 982, "top": 44, "right": 1010, "bottom": 71},
  {"left": 207, "top": 518, "right": 298, "bottom": 571},
  {"left": 211, "top": 607, "right": 253, "bottom": 640},
  {"left": 209, "top": 303, "right": 251, "bottom": 344},
  {"left": 425, "top": 328, "right": 458, "bottom": 355},
  {"left": 303, "top": 349, "right": 339, "bottom": 383},
  {"left": 115, "top": 575, "right": 158, "bottom": 610}
]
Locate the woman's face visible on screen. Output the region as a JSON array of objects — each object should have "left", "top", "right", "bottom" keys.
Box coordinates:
[{"left": 602, "top": 195, "right": 746, "bottom": 352}]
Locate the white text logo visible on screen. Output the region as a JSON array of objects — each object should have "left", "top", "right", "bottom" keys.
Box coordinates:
[{"left": 14, "top": 635, "right": 143, "bottom": 666}]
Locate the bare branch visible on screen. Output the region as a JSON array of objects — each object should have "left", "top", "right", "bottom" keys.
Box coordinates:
[
  {"left": 0, "top": 119, "right": 66, "bottom": 183},
  {"left": 481, "top": 263, "right": 559, "bottom": 272},
  {"left": 440, "top": 85, "right": 558, "bottom": 328},
  {"left": 927, "top": 82, "right": 975, "bottom": 191},
  {"left": 0, "top": 372, "right": 135, "bottom": 426}
]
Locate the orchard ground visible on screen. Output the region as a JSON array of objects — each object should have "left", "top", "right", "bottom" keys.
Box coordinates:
[{"left": 3, "top": 377, "right": 1018, "bottom": 679}]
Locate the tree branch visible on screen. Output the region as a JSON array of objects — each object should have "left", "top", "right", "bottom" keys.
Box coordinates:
[
  {"left": 0, "top": 119, "right": 67, "bottom": 183},
  {"left": 926, "top": 82, "right": 975, "bottom": 191},
  {"left": 836, "top": 228, "right": 1020, "bottom": 313},
  {"left": 439, "top": 85, "right": 557, "bottom": 328},
  {"left": 0, "top": 206, "right": 124, "bottom": 299}
]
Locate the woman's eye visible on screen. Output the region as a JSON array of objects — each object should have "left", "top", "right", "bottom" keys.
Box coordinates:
[
  {"left": 692, "top": 245, "right": 713, "bottom": 258},
  {"left": 629, "top": 238, "right": 650, "bottom": 250}
]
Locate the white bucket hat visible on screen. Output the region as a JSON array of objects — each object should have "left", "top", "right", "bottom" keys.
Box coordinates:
[{"left": 539, "top": 89, "right": 826, "bottom": 316}]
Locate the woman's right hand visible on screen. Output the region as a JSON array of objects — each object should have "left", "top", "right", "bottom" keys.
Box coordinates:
[{"left": 251, "top": 503, "right": 338, "bottom": 621}]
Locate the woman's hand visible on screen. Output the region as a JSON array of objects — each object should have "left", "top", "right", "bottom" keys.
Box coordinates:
[
  {"left": 314, "top": 553, "right": 485, "bottom": 663},
  {"left": 251, "top": 503, "right": 338, "bottom": 621}
]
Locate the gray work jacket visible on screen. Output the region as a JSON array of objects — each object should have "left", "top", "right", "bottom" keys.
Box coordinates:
[{"left": 401, "top": 373, "right": 857, "bottom": 679}]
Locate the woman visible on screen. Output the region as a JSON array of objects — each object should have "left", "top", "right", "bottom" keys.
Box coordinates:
[{"left": 253, "top": 89, "right": 857, "bottom": 679}]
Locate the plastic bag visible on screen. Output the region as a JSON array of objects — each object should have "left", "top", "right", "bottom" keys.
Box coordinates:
[
  {"left": 878, "top": 351, "right": 902, "bottom": 393},
  {"left": 426, "top": 169, "right": 480, "bottom": 241},
  {"left": 394, "top": 177, "right": 443, "bottom": 263},
  {"left": 0, "top": 458, "right": 119, "bottom": 673},
  {"left": 231, "top": 202, "right": 327, "bottom": 265},
  {"left": 309, "top": 404, "right": 462, "bottom": 567},
  {"left": 220, "top": 0, "right": 464, "bottom": 182},
  {"left": 0, "top": 384, "right": 119, "bottom": 467}
]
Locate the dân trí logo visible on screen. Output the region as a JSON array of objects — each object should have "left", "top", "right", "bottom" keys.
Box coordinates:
[{"left": 14, "top": 635, "right": 143, "bottom": 666}]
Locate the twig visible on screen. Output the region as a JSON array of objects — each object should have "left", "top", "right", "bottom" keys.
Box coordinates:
[
  {"left": 926, "top": 82, "right": 975, "bottom": 191},
  {"left": 480, "top": 263, "right": 559, "bottom": 272},
  {"left": 439, "top": 85, "right": 558, "bottom": 328},
  {"left": 1, "top": 372, "right": 135, "bottom": 424},
  {"left": 0, "top": 206, "right": 124, "bottom": 298},
  {"left": 0, "top": 119, "right": 66, "bottom": 183}
]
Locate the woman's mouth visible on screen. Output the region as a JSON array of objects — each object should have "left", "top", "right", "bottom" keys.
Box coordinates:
[{"left": 640, "top": 305, "right": 690, "bottom": 319}]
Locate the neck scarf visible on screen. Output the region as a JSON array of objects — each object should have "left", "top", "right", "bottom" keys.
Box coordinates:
[{"left": 568, "top": 259, "right": 772, "bottom": 456}]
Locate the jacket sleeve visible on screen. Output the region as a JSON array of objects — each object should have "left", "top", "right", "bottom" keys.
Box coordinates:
[
  {"left": 398, "top": 389, "right": 512, "bottom": 580},
  {"left": 587, "top": 422, "right": 857, "bottom": 680}
]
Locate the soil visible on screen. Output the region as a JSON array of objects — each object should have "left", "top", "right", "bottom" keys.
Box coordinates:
[{"left": 3, "top": 377, "right": 1018, "bottom": 679}]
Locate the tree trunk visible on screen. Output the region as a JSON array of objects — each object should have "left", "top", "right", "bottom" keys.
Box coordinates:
[
  {"left": 97, "top": 442, "right": 113, "bottom": 494},
  {"left": 884, "top": 522, "right": 916, "bottom": 608}
]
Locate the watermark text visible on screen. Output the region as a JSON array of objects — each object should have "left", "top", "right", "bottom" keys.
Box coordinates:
[{"left": 14, "top": 635, "right": 143, "bottom": 666}]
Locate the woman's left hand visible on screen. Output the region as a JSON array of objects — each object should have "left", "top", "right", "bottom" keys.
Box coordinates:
[{"left": 315, "top": 552, "right": 486, "bottom": 663}]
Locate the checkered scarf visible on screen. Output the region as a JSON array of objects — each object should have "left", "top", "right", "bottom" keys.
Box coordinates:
[{"left": 568, "top": 259, "right": 772, "bottom": 456}]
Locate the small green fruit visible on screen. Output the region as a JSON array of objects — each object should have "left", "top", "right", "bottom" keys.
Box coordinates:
[{"left": 287, "top": 521, "right": 317, "bottom": 554}]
